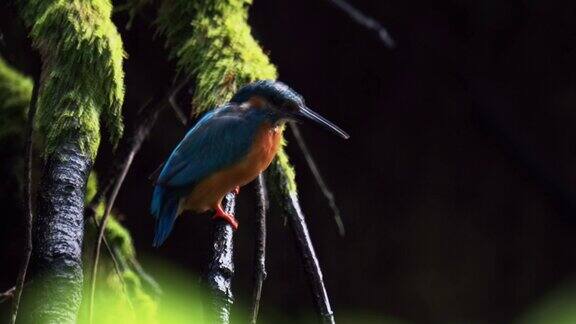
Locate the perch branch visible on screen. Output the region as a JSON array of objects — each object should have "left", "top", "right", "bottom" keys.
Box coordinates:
[
  {"left": 289, "top": 123, "right": 345, "bottom": 236},
  {"left": 205, "top": 193, "right": 237, "bottom": 324},
  {"left": 325, "top": 0, "right": 395, "bottom": 48},
  {"left": 250, "top": 173, "right": 268, "bottom": 324},
  {"left": 10, "top": 74, "right": 39, "bottom": 324}
]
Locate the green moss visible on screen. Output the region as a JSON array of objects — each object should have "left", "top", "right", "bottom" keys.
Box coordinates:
[
  {"left": 20, "top": 0, "right": 125, "bottom": 160},
  {"left": 0, "top": 56, "right": 33, "bottom": 140},
  {"left": 158, "top": 0, "right": 297, "bottom": 193},
  {"left": 85, "top": 172, "right": 99, "bottom": 203},
  {"left": 157, "top": 0, "right": 277, "bottom": 113}
]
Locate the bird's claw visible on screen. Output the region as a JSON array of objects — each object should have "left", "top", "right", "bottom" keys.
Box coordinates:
[{"left": 213, "top": 205, "right": 239, "bottom": 230}]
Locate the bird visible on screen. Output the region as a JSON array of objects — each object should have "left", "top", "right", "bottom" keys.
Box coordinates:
[{"left": 150, "top": 80, "right": 349, "bottom": 246}]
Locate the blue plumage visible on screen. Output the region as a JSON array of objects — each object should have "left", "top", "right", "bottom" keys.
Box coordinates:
[
  {"left": 151, "top": 80, "right": 348, "bottom": 247},
  {"left": 151, "top": 104, "right": 273, "bottom": 246}
]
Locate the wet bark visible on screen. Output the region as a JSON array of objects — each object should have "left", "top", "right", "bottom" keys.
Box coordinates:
[
  {"left": 250, "top": 174, "right": 268, "bottom": 324},
  {"left": 17, "top": 142, "right": 91, "bottom": 324},
  {"left": 266, "top": 165, "right": 335, "bottom": 324},
  {"left": 205, "top": 193, "right": 236, "bottom": 324},
  {"left": 284, "top": 193, "right": 335, "bottom": 324}
]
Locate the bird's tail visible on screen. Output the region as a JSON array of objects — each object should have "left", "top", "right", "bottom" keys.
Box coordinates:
[{"left": 151, "top": 186, "right": 179, "bottom": 247}]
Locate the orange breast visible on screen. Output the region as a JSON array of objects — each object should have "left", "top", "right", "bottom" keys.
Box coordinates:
[{"left": 180, "top": 122, "right": 283, "bottom": 214}]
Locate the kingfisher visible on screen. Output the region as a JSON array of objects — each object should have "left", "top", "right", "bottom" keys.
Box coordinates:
[{"left": 150, "top": 80, "right": 349, "bottom": 246}]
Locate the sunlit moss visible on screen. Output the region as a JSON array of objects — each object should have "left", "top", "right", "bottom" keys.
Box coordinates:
[
  {"left": 20, "top": 0, "right": 125, "bottom": 159},
  {"left": 158, "top": 0, "right": 277, "bottom": 114}
]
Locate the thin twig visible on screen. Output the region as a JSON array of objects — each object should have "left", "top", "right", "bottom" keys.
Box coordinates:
[
  {"left": 88, "top": 151, "right": 134, "bottom": 324},
  {"left": 128, "top": 258, "right": 163, "bottom": 296},
  {"left": 250, "top": 174, "right": 268, "bottom": 324},
  {"left": 87, "top": 207, "right": 134, "bottom": 311},
  {"left": 289, "top": 123, "right": 345, "bottom": 236},
  {"left": 1, "top": 287, "right": 15, "bottom": 304},
  {"left": 97, "top": 77, "right": 188, "bottom": 199},
  {"left": 87, "top": 78, "right": 184, "bottom": 323},
  {"left": 205, "top": 193, "right": 237, "bottom": 324},
  {"left": 10, "top": 75, "right": 39, "bottom": 324},
  {"left": 168, "top": 76, "right": 189, "bottom": 125},
  {"left": 326, "top": 0, "right": 396, "bottom": 48}
]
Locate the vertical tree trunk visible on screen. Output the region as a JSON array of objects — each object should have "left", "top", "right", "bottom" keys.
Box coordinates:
[{"left": 18, "top": 142, "right": 91, "bottom": 324}]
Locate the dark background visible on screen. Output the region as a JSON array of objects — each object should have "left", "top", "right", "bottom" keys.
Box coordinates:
[{"left": 4, "top": 1, "right": 576, "bottom": 323}]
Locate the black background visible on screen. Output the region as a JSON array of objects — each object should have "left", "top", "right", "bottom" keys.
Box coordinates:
[{"left": 4, "top": 1, "right": 576, "bottom": 323}]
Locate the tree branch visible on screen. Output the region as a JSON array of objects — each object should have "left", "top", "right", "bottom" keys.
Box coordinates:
[
  {"left": 289, "top": 123, "right": 345, "bottom": 236},
  {"left": 10, "top": 73, "right": 39, "bottom": 324},
  {"left": 18, "top": 142, "right": 92, "bottom": 324},
  {"left": 87, "top": 86, "right": 176, "bottom": 322},
  {"left": 266, "top": 165, "right": 335, "bottom": 323},
  {"left": 325, "top": 0, "right": 396, "bottom": 48},
  {"left": 287, "top": 194, "right": 335, "bottom": 323},
  {"left": 17, "top": 0, "right": 126, "bottom": 321},
  {"left": 250, "top": 174, "right": 268, "bottom": 324},
  {"left": 1, "top": 287, "right": 15, "bottom": 304},
  {"left": 205, "top": 193, "right": 236, "bottom": 324}
]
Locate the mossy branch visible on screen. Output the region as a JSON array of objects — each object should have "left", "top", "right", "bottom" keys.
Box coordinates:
[
  {"left": 15, "top": 1, "right": 127, "bottom": 322},
  {"left": 20, "top": 0, "right": 125, "bottom": 159},
  {"left": 157, "top": 0, "right": 277, "bottom": 114}
]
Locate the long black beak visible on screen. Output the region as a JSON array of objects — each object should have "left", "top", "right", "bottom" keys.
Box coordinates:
[{"left": 297, "top": 106, "right": 350, "bottom": 139}]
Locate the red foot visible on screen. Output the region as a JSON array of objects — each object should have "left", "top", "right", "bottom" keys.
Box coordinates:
[
  {"left": 212, "top": 204, "right": 239, "bottom": 230},
  {"left": 233, "top": 186, "right": 240, "bottom": 195}
]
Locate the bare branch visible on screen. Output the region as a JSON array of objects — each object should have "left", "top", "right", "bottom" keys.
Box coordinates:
[
  {"left": 287, "top": 193, "right": 335, "bottom": 323},
  {"left": 10, "top": 75, "right": 39, "bottom": 324},
  {"left": 326, "top": 0, "right": 395, "bottom": 48},
  {"left": 1, "top": 287, "right": 15, "bottom": 304},
  {"left": 289, "top": 123, "right": 345, "bottom": 236},
  {"left": 86, "top": 87, "right": 173, "bottom": 323},
  {"left": 250, "top": 174, "right": 268, "bottom": 324},
  {"left": 86, "top": 207, "right": 135, "bottom": 315},
  {"left": 266, "top": 167, "right": 335, "bottom": 323},
  {"left": 168, "top": 77, "right": 190, "bottom": 125},
  {"left": 88, "top": 151, "right": 133, "bottom": 324}
]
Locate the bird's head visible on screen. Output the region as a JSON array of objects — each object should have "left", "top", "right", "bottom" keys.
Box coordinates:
[{"left": 231, "top": 80, "right": 349, "bottom": 139}]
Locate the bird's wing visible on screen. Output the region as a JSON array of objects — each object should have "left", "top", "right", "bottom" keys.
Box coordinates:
[{"left": 157, "top": 107, "right": 257, "bottom": 188}]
